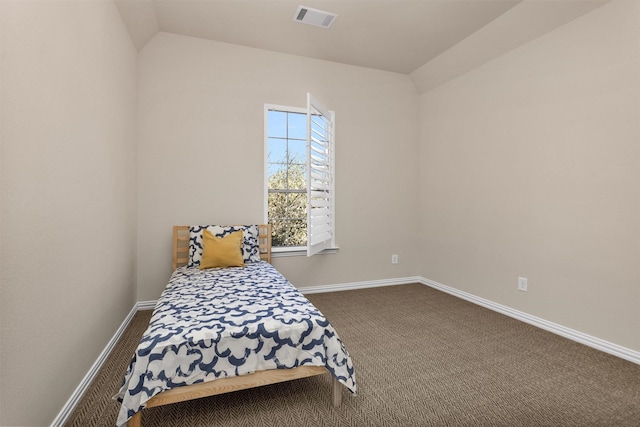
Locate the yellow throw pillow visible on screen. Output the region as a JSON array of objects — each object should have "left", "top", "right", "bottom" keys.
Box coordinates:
[{"left": 199, "top": 229, "right": 245, "bottom": 269}]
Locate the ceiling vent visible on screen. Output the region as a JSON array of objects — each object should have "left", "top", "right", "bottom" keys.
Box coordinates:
[{"left": 293, "top": 5, "right": 337, "bottom": 29}]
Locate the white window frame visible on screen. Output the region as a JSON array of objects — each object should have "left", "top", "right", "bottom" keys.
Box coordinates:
[{"left": 264, "top": 96, "right": 337, "bottom": 257}]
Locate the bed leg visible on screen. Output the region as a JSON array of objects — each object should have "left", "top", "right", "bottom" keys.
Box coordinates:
[
  {"left": 128, "top": 412, "right": 142, "bottom": 427},
  {"left": 332, "top": 376, "right": 342, "bottom": 407}
]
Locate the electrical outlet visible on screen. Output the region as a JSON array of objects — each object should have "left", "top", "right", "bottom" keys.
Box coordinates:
[
  {"left": 391, "top": 254, "right": 398, "bottom": 264},
  {"left": 518, "top": 277, "right": 528, "bottom": 292}
]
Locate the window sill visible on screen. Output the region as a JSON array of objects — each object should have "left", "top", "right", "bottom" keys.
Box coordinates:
[{"left": 272, "top": 246, "right": 340, "bottom": 258}]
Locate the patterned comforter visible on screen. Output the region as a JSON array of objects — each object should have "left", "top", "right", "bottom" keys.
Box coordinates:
[{"left": 114, "top": 261, "right": 356, "bottom": 426}]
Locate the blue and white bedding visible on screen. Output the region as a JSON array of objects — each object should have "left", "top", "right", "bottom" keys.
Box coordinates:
[{"left": 115, "top": 261, "right": 356, "bottom": 426}]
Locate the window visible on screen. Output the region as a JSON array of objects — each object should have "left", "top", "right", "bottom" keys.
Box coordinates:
[
  {"left": 265, "top": 94, "right": 335, "bottom": 256},
  {"left": 306, "top": 94, "right": 335, "bottom": 256},
  {"left": 265, "top": 106, "right": 308, "bottom": 248}
]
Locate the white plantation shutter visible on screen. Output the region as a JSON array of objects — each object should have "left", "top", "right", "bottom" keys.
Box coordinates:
[{"left": 306, "top": 93, "right": 335, "bottom": 256}]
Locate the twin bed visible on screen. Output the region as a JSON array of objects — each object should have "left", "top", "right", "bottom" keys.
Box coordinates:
[{"left": 115, "top": 225, "right": 356, "bottom": 427}]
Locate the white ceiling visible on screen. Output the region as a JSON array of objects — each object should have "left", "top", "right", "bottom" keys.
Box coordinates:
[{"left": 115, "top": 0, "right": 609, "bottom": 78}]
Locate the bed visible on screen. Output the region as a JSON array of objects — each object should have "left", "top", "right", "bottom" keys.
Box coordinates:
[{"left": 114, "top": 225, "right": 357, "bottom": 427}]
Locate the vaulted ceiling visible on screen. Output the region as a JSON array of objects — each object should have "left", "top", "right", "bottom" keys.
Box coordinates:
[{"left": 115, "top": 0, "right": 609, "bottom": 89}]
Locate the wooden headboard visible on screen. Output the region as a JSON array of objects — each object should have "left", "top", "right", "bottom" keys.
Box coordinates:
[{"left": 172, "top": 225, "right": 272, "bottom": 270}]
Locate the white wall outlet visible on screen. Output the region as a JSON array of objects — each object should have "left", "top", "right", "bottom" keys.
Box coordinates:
[
  {"left": 518, "top": 276, "right": 528, "bottom": 292},
  {"left": 391, "top": 254, "right": 398, "bottom": 264}
]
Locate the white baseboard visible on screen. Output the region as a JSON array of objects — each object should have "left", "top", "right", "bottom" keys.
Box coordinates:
[
  {"left": 50, "top": 302, "right": 143, "bottom": 427},
  {"left": 137, "top": 300, "right": 157, "bottom": 310},
  {"left": 298, "top": 276, "right": 423, "bottom": 294},
  {"left": 419, "top": 277, "right": 640, "bottom": 365}
]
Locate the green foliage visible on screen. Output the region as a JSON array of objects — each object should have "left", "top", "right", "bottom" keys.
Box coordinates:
[{"left": 268, "top": 163, "right": 307, "bottom": 247}]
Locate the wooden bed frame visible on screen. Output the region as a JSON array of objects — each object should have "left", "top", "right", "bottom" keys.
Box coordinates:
[{"left": 128, "top": 225, "right": 342, "bottom": 427}]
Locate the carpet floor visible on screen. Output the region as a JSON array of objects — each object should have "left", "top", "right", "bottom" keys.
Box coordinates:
[{"left": 65, "top": 283, "right": 640, "bottom": 426}]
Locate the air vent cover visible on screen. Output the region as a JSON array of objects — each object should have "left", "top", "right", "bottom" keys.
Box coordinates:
[{"left": 293, "top": 5, "right": 337, "bottom": 29}]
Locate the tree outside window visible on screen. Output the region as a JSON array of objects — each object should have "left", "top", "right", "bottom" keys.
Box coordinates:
[{"left": 266, "top": 109, "right": 308, "bottom": 247}]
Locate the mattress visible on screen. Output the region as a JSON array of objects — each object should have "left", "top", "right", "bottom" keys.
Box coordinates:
[{"left": 115, "top": 261, "right": 356, "bottom": 426}]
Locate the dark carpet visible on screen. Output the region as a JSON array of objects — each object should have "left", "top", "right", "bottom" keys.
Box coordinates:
[{"left": 65, "top": 284, "right": 640, "bottom": 426}]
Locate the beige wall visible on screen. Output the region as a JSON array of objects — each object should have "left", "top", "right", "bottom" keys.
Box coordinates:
[
  {"left": 136, "top": 33, "right": 421, "bottom": 300},
  {"left": 418, "top": 0, "right": 639, "bottom": 351},
  {"left": 0, "top": 1, "right": 137, "bottom": 425}
]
